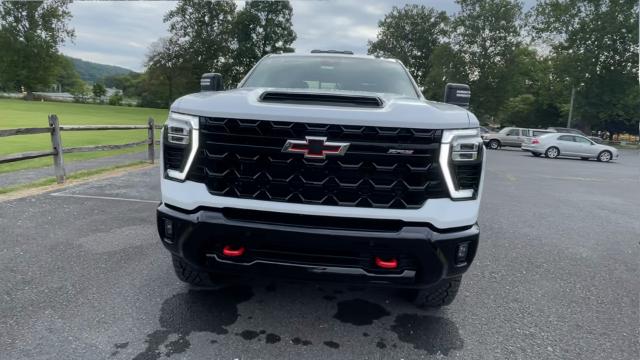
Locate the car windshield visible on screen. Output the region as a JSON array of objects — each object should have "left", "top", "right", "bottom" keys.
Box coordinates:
[{"left": 242, "top": 55, "right": 419, "bottom": 97}]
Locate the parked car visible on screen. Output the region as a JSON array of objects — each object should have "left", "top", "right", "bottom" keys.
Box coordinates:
[
  {"left": 483, "top": 127, "right": 552, "bottom": 149},
  {"left": 522, "top": 133, "right": 619, "bottom": 162},
  {"left": 547, "top": 127, "right": 585, "bottom": 135},
  {"left": 546, "top": 127, "right": 604, "bottom": 144}
]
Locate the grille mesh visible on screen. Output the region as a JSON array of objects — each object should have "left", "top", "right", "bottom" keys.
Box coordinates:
[{"left": 187, "top": 117, "right": 449, "bottom": 209}]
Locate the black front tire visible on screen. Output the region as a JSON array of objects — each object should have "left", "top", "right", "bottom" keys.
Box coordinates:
[
  {"left": 172, "top": 255, "right": 213, "bottom": 286},
  {"left": 488, "top": 140, "right": 500, "bottom": 150},
  {"left": 406, "top": 276, "right": 462, "bottom": 308}
]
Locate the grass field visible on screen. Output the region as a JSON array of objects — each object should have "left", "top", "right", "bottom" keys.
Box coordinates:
[{"left": 0, "top": 99, "right": 168, "bottom": 173}]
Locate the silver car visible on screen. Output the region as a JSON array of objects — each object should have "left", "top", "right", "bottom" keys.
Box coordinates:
[
  {"left": 522, "top": 133, "right": 619, "bottom": 162},
  {"left": 483, "top": 127, "right": 552, "bottom": 149}
]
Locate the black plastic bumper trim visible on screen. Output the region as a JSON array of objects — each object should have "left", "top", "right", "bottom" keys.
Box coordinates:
[{"left": 157, "top": 204, "right": 479, "bottom": 288}]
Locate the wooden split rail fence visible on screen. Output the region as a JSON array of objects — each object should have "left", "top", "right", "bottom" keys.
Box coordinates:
[{"left": 0, "top": 115, "right": 163, "bottom": 184}]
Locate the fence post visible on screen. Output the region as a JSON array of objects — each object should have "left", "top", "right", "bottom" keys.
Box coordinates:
[
  {"left": 147, "top": 117, "right": 155, "bottom": 164},
  {"left": 48, "top": 114, "right": 66, "bottom": 183}
]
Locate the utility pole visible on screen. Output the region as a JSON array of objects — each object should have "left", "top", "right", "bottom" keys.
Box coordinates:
[{"left": 567, "top": 86, "right": 575, "bottom": 128}]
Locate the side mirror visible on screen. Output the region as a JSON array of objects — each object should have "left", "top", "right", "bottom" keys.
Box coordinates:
[
  {"left": 201, "top": 73, "right": 224, "bottom": 92},
  {"left": 444, "top": 83, "right": 471, "bottom": 108}
]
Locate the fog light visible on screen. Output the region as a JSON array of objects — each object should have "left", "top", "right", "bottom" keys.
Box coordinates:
[
  {"left": 164, "top": 218, "right": 174, "bottom": 239},
  {"left": 456, "top": 242, "right": 469, "bottom": 264}
]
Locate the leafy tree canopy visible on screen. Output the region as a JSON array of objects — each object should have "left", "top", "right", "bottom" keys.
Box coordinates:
[
  {"left": 368, "top": 4, "right": 449, "bottom": 94},
  {"left": 452, "top": 0, "right": 524, "bottom": 120},
  {"left": 530, "top": 0, "right": 639, "bottom": 129},
  {"left": 0, "top": 0, "right": 74, "bottom": 92},
  {"left": 163, "top": 0, "right": 237, "bottom": 85},
  {"left": 231, "top": 0, "right": 296, "bottom": 84},
  {"left": 92, "top": 83, "right": 106, "bottom": 98}
]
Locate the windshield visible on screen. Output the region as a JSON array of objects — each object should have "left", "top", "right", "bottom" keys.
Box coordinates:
[{"left": 242, "top": 55, "right": 419, "bottom": 97}]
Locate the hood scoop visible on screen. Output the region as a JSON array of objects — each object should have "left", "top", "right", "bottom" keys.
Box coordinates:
[{"left": 259, "top": 91, "right": 383, "bottom": 108}]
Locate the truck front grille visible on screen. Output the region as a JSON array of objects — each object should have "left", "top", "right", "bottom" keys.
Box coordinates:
[{"left": 186, "top": 117, "right": 448, "bottom": 209}]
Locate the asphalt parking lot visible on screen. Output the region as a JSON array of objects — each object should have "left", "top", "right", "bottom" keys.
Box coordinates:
[{"left": 1, "top": 149, "right": 638, "bottom": 360}]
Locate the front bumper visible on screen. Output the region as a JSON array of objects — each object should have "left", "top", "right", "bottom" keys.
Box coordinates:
[{"left": 157, "top": 204, "right": 479, "bottom": 289}]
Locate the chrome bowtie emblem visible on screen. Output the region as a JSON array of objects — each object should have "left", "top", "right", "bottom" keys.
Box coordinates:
[{"left": 282, "top": 136, "right": 350, "bottom": 159}]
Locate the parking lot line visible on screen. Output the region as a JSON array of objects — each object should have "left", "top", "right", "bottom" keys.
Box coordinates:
[{"left": 50, "top": 192, "right": 159, "bottom": 204}]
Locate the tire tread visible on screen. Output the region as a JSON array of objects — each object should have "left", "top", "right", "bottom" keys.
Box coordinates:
[
  {"left": 172, "top": 255, "right": 208, "bottom": 286},
  {"left": 411, "top": 276, "right": 462, "bottom": 308}
]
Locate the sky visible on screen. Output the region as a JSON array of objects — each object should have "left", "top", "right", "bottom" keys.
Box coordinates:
[{"left": 60, "top": 0, "right": 464, "bottom": 72}]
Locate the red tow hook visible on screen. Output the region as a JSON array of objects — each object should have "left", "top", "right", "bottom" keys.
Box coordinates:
[
  {"left": 375, "top": 257, "right": 398, "bottom": 269},
  {"left": 222, "top": 245, "right": 245, "bottom": 257}
]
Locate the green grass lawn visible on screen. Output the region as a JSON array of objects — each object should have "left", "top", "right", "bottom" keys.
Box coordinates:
[{"left": 0, "top": 99, "right": 168, "bottom": 173}]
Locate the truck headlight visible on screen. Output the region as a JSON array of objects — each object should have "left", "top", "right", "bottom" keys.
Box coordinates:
[
  {"left": 164, "top": 112, "right": 199, "bottom": 181},
  {"left": 440, "top": 128, "right": 484, "bottom": 199}
]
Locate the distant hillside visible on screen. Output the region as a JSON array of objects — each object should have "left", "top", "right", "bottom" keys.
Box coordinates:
[{"left": 67, "top": 56, "right": 136, "bottom": 83}]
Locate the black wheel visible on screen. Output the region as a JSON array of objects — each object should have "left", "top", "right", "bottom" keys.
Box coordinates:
[
  {"left": 488, "top": 139, "right": 500, "bottom": 150},
  {"left": 405, "top": 276, "right": 462, "bottom": 308},
  {"left": 597, "top": 151, "right": 612, "bottom": 162},
  {"left": 531, "top": 152, "right": 541, "bottom": 157},
  {"left": 171, "top": 255, "right": 213, "bottom": 286},
  {"left": 545, "top": 146, "right": 559, "bottom": 159}
]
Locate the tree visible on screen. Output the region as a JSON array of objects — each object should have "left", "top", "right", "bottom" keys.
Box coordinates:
[
  {"left": 496, "top": 47, "right": 566, "bottom": 128},
  {"left": 368, "top": 4, "right": 449, "bottom": 96},
  {"left": 92, "top": 83, "right": 106, "bottom": 102},
  {"left": 108, "top": 90, "right": 123, "bottom": 106},
  {"left": 54, "top": 55, "right": 84, "bottom": 94},
  {"left": 71, "top": 83, "right": 91, "bottom": 103},
  {"left": 230, "top": 0, "right": 296, "bottom": 84},
  {"left": 498, "top": 94, "right": 537, "bottom": 127},
  {"left": 145, "top": 0, "right": 297, "bottom": 104},
  {"left": 451, "top": 0, "right": 523, "bottom": 120},
  {"left": 137, "top": 71, "right": 172, "bottom": 108},
  {"left": 102, "top": 73, "right": 142, "bottom": 98},
  {"left": 0, "top": 0, "right": 74, "bottom": 92},
  {"left": 422, "top": 43, "right": 469, "bottom": 100},
  {"left": 145, "top": 37, "right": 193, "bottom": 104},
  {"left": 163, "top": 0, "right": 237, "bottom": 87},
  {"left": 530, "top": 0, "right": 639, "bottom": 132}
]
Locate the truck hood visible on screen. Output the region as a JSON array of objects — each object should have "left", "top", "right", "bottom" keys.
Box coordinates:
[{"left": 170, "top": 88, "right": 477, "bottom": 129}]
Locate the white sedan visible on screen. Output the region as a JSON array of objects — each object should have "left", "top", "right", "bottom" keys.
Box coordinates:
[{"left": 521, "top": 133, "right": 619, "bottom": 162}]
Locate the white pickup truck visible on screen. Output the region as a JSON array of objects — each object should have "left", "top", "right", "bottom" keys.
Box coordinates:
[{"left": 157, "top": 51, "right": 485, "bottom": 307}]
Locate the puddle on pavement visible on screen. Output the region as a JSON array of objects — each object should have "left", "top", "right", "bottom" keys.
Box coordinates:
[{"left": 124, "top": 281, "right": 463, "bottom": 358}]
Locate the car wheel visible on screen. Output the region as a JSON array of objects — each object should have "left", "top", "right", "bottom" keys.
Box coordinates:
[
  {"left": 597, "top": 150, "right": 612, "bottom": 162},
  {"left": 545, "top": 146, "right": 559, "bottom": 159},
  {"left": 531, "top": 152, "right": 541, "bottom": 157},
  {"left": 171, "top": 255, "right": 214, "bottom": 286},
  {"left": 404, "top": 276, "right": 462, "bottom": 308},
  {"left": 488, "top": 140, "right": 500, "bottom": 150}
]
